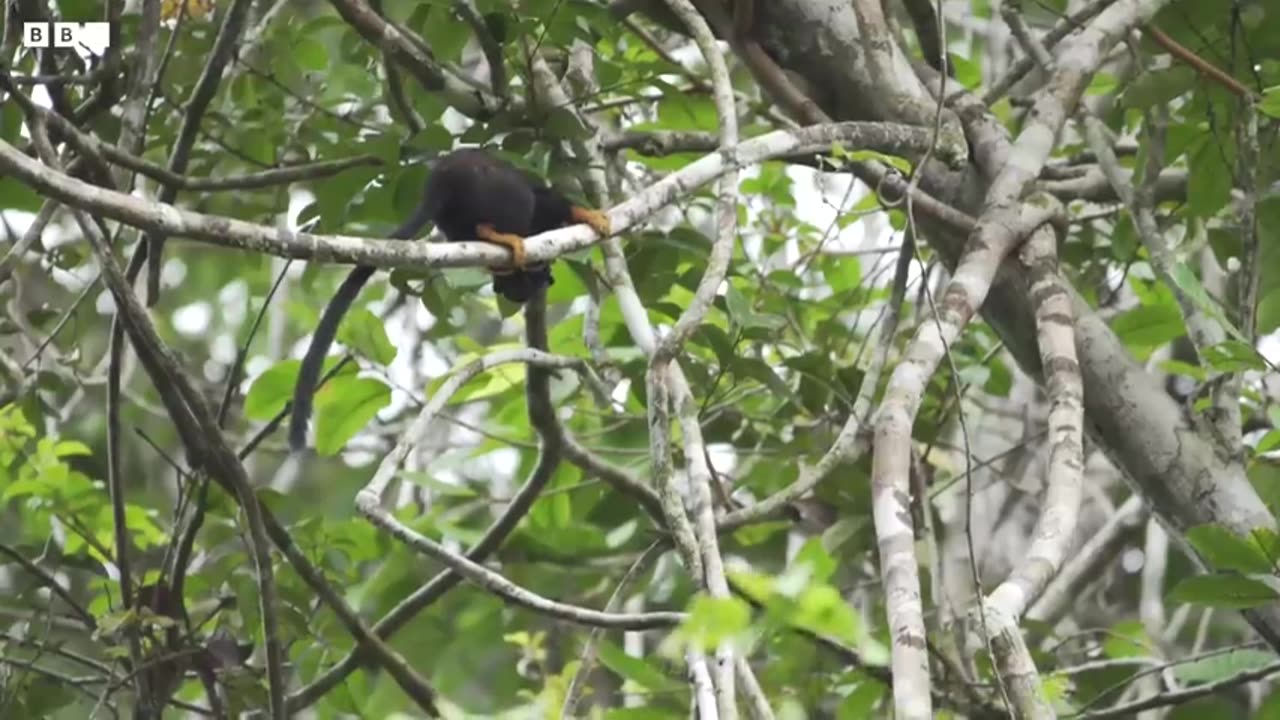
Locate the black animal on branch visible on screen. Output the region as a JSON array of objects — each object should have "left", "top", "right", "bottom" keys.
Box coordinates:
[{"left": 288, "top": 148, "right": 611, "bottom": 451}]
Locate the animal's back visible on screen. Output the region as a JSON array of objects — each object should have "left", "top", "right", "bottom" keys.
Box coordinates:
[
  {"left": 424, "top": 148, "right": 563, "bottom": 303},
  {"left": 425, "top": 149, "right": 537, "bottom": 241}
]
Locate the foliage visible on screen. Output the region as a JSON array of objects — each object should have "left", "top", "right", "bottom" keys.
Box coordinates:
[{"left": 1, "top": 0, "right": 1279, "bottom": 717}]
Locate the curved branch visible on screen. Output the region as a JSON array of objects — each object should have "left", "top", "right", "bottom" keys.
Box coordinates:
[{"left": 0, "top": 122, "right": 951, "bottom": 272}]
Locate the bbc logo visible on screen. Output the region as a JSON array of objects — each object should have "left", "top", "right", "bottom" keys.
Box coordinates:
[{"left": 21, "top": 22, "right": 112, "bottom": 59}]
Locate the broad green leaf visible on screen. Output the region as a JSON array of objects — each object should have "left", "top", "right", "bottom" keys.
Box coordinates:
[
  {"left": 1250, "top": 462, "right": 1280, "bottom": 519},
  {"left": 732, "top": 521, "right": 790, "bottom": 546},
  {"left": 313, "top": 376, "right": 392, "bottom": 455},
  {"left": 596, "top": 640, "right": 682, "bottom": 693},
  {"left": 1174, "top": 648, "right": 1274, "bottom": 684},
  {"left": 1168, "top": 573, "right": 1280, "bottom": 609},
  {"left": 1041, "top": 674, "right": 1071, "bottom": 707},
  {"left": 1169, "top": 263, "right": 1248, "bottom": 344},
  {"left": 725, "top": 283, "right": 754, "bottom": 328},
  {"left": 293, "top": 36, "right": 329, "bottom": 72},
  {"left": 1121, "top": 65, "right": 1196, "bottom": 108},
  {"left": 727, "top": 568, "right": 776, "bottom": 602},
  {"left": 822, "top": 257, "right": 863, "bottom": 294},
  {"left": 545, "top": 106, "right": 592, "bottom": 140},
  {"left": 414, "top": 3, "right": 470, "bottom": 62},
  {"left": 337, "top": 308, "right": 398, "bottom": 365},
  {"left": 1087, "top": 72, "right": 1118, "bottom": 96},
  {"left": 949, "top": 53, "right": 982, "bottom": 89},
  {"left": 1186, "top": 139, "right": 1233, "bottom": 218},
  {"left": 837, "top": 681, "right": 884, "bottom": 719},
  {"left": 440, "top": 352, "right": 526, "bottom": 403},
  {"left": 546, "top": 262, "right": 588, "bottom": 304},
  {"left": 793, "top": 538, "right": 837, "bottom": 585},
  {"left": 244, "top": 359, "right": 305, "bottom": 420},
  {"left": 1111, "top": 302, "right": 1185, "bottom": 357},
  {"left": 1257, "top": 287, "right": 1280, "bottom": 336},
  {"left": 1260, "top": 86, "right": 1280, "bottom": 119},
  {"left": 792, "top": 584, "right": 863, "bottom": 645},
  {"left": 53, "top": 440, "right": 92, "bottom": 457},
  {"left": 1186, "top": 524, "right": 1276, "bottom": 574},
  {"left": 1200, "top": 341, "right": 1266, "bottom": 373},
  {"left": 0, "top": 177, "right": 42, "bottom": 213},
  {"left": 656, "top": 92, "right": 718, "bottom": 132},
  {"left": 1103, "top": 620, "right": 1152, "bottom": 659},
  {"left": 682, "top": 595, "right": 751, "bottom": 650},
  {"left": 1256, "top": 429, "right": 1280, "bottom": 454},
  {"left": 12, "top": 677, "right": 77, "bottom": 718}
]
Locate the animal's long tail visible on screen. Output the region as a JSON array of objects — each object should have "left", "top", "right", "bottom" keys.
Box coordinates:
[
  {"left": 289, "top": 187, "right": 439, "bottom": 450},
  {"left": 288, "top": 265, "right": 375, "bottom": 450}
]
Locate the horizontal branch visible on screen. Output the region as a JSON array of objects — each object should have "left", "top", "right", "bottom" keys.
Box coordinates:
[
  {"left": 0, "top": 122, "right": 945, "bottom": 272},
  {"left": 356, "top": 498, "right": 684, "bottom": 630}
]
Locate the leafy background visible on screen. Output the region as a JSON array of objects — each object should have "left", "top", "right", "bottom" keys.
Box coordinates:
[{"left": 1, "top": 0, "right": 1279, "bottom": 717}]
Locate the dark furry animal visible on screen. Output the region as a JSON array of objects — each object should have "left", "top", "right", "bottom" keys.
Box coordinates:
[{"left": 288, "top": 148, "right": 610, "bottom": 451}]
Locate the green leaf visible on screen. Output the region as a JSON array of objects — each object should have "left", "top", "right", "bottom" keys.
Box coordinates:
[
  {"left": 1257, "top": 287, "right": 1280, "bottom": 336},
  {"left": 1256, "top": 429, "right": 1280, "bottom": 454},
  {"left": 545, "top": 106, "right": 592, "bottom": 140},
  {"left": 313, "top": 376, "right": 392, "bottom": 455},
  {"left": 949, "top": 53, "right": 982, "bottom": 89},
  {"left": 1158, "top": 358, "right": 1207, "bottom": 385},
  {"left": 53, "top": 440, "right": 92, "bottom": 457},
  {"left": 724, "top": 283, "right": 754, "bottom": 327},
  {"left": 1102, "top": 619, "right": 1152, "bottom": 659},
  {"left": 656, "top": 91, "right": 718, "bottom": 132},
  {"left": 10, "top": 677, "right": 77, "bottom": 718},
  {"left": 1168, "top": 263, "right": 1248, "bottom": 344},
  {"left": 792, "top": 584, "right": 863, "bottom": 645},
  {"left": 822, "top": 258, "right": 863, "bottom": 294},
  {"left": 1111, "top": 302, "right": 1184, "bottom": 357},
  {"left": 440, "top": 350, "right": 525, "bottom": 403},
  {"left": 244, "top": 360, "right": 303, "bottom": 420},
  {"left": 1250, "top": 462, "right": 1280, "bottom": 519},
  {"left": 727, "top": 568, "right": 776, "bottom": 604},
  {"left": 737, "top": 358, "right": 802, "bottom": 411},
  {"left": 1110, "top": 214, "right": 1138, "bottom": 261},
  {"left": 1039, "top": 674, "right": 1071, "bottom": 709},
  {"left": 957, "top": 364, "right": 990, "bottom": 388},
  {"left": 1186, "top": 525, "right": 1277, "bottom": 574},
  {"left": 545, "top": 262, "right": 588, "bottom": 304},
  {"left": 415, "top": 3, "right": 470, "bottom": 62},
  {"left": 293, "top": 36, "right": 329, "bottom": 72},
  {"left": 337, "top": 308, "right": 398, "bottom": 365},
  {"left": 1200, "top": 341, "right": 1266, "bottom": 373},
  {"left": 1, "top": 87, "right": 26, "bottom": 141},
  {"left": 732, "top": 520, "right": 790, "bottom": 546},
  {"left": 1086, "top": 72, "right": 1118, "bottom": 96},
  {"left": 1121, "top": 65, "right": 1196, "bottom": 108},
  {"left": 983, "top": 354, "right": 1013, "bottom": 397},
  {"left": 596, "top": 640, "right": 682, "bottom": 692},
  {"left": 1260, "top": 86, "right": 1280, "bottom": 119},
  {"left": 1186, "top": 138, "right": 1233, "bottom": 218},
  {"left": 0, "top": 177, "right": 42, "bottom": 213},
  {"left": 793, "top": 538, "right": 837, "bottom": 585},
  {"left": 837, "top": 681, "right": 884, "bottom": 719},
  {"left": 1173, "top": 648, "right": 1275, "bottom": 684},
  {"left": 1168, "top": 573, "right": 1280, "bottom": 609},
  {"left": 682, "top": 595, "right": 751, "bottom": 651}
]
